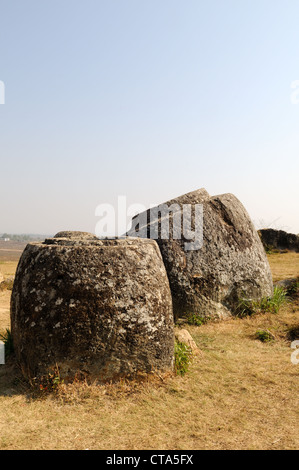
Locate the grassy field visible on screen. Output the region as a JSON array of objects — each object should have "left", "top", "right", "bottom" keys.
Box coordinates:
[
  {"left": 0, "top": 251, "right": 298, "bottom": 450},
  {"left": 0, "top": 241, "right": 27, "bottom": 262}
]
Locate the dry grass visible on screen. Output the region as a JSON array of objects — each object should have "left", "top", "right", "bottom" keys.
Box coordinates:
[
  {"left": 0, "top": 261, "right": 16, "bottom": 331},
  {"left": 0, "top": 253, "right": 298, "bottom": 450},
  {"left": 267, "top": 252, "right": 299, "bottom": 282},
  {"left": 0, "top": 261, "right": 18, "bottom": 279},
  {"left": 0, "top": 241, "right": 27, "bottom": 262},
  {"left": 0, "top": 290, "right": 11, "bottom": 331}
]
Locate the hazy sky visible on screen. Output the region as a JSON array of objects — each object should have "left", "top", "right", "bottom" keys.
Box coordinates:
[{"left": 0, "top": 0, "right": 299, "bottom": 235}]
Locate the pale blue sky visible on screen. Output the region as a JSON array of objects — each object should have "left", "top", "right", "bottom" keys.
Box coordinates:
[{"left": 0, "top": 0, "right": 298, "bottom": 235}]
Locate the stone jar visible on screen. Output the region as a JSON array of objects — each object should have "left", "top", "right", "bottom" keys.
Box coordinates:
[
  {"left": 11, "top": 234, "right": 174, "bottom": 382},
  {"left": 127, "top": 189, "right": 273, "bottom": 320}
]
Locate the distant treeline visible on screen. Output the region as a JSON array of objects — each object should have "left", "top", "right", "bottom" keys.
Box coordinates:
[{"left": 0, "top": 233, "right": 52, "bottom": 242}]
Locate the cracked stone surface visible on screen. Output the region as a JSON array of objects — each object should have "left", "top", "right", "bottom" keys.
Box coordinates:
[
  {"left": 127, "top": 188, "right": 273, "bottom": 320},
  {"left": 11, "top": 234, "right": 174, "bottom": 382}
]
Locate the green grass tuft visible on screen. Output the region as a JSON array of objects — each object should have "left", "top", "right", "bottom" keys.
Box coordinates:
[
  {"left": 255, "top": 329, "right": 275, "bottom": 343},
  {"left": 235, "top": 286, "right": 287, "bottom": 318},
  {"left": 174, "top": 341, "right": 193, "bottom": 376},
  {"left": 186, "top": 313, "right": 210, "bottom": 326}
]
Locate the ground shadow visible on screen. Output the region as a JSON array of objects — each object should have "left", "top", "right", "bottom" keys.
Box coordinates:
[{"left": 0, "top": 356, "right": 30, "bottom": 398}]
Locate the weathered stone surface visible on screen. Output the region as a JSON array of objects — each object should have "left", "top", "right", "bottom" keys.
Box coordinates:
[
  {"left": 274, "top": 278, "right": 298, "bottom": 289},
  {"left": 274, "top": 278, "right": 299, "bottom": 299},
  {"left": 11, "top": 234, "right": 174, "bottom": 382},
  {"left": 174, "top": 328, "right": 199, "bottom": 355},
  {"left": 259, "top": 229, "right": 299, "bottom": 253},
  {"left": 54, "top": 231, "right": 98, "bottom": 240},
  {"left": 127, "top": 188, "right": 273, "bottom": 320}
]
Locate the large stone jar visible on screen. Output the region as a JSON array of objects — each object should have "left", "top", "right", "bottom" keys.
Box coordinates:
[
  {"left": 11, "top": 233, "right": 174, "bottom": 382},
  {"left": 128, "top": 189, "right": 273, "bottom": 320}
]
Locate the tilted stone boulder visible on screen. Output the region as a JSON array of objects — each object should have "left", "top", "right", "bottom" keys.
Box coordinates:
[
  {"left": 127, "top": 189, "right": 273, "bottom": 320},
  {"left": 11, "top": 233, "right": 174, "bottom": 382},
  {"left": 174, "top": 328, "right": 200, "bottom": 355},
  {"left": 258, "top": 229, "right": 299, "bottom": 253}
]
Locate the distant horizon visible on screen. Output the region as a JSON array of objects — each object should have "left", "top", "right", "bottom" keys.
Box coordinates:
[{"left": 1, "top": 223, "right": 298, "bottom": 238}]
